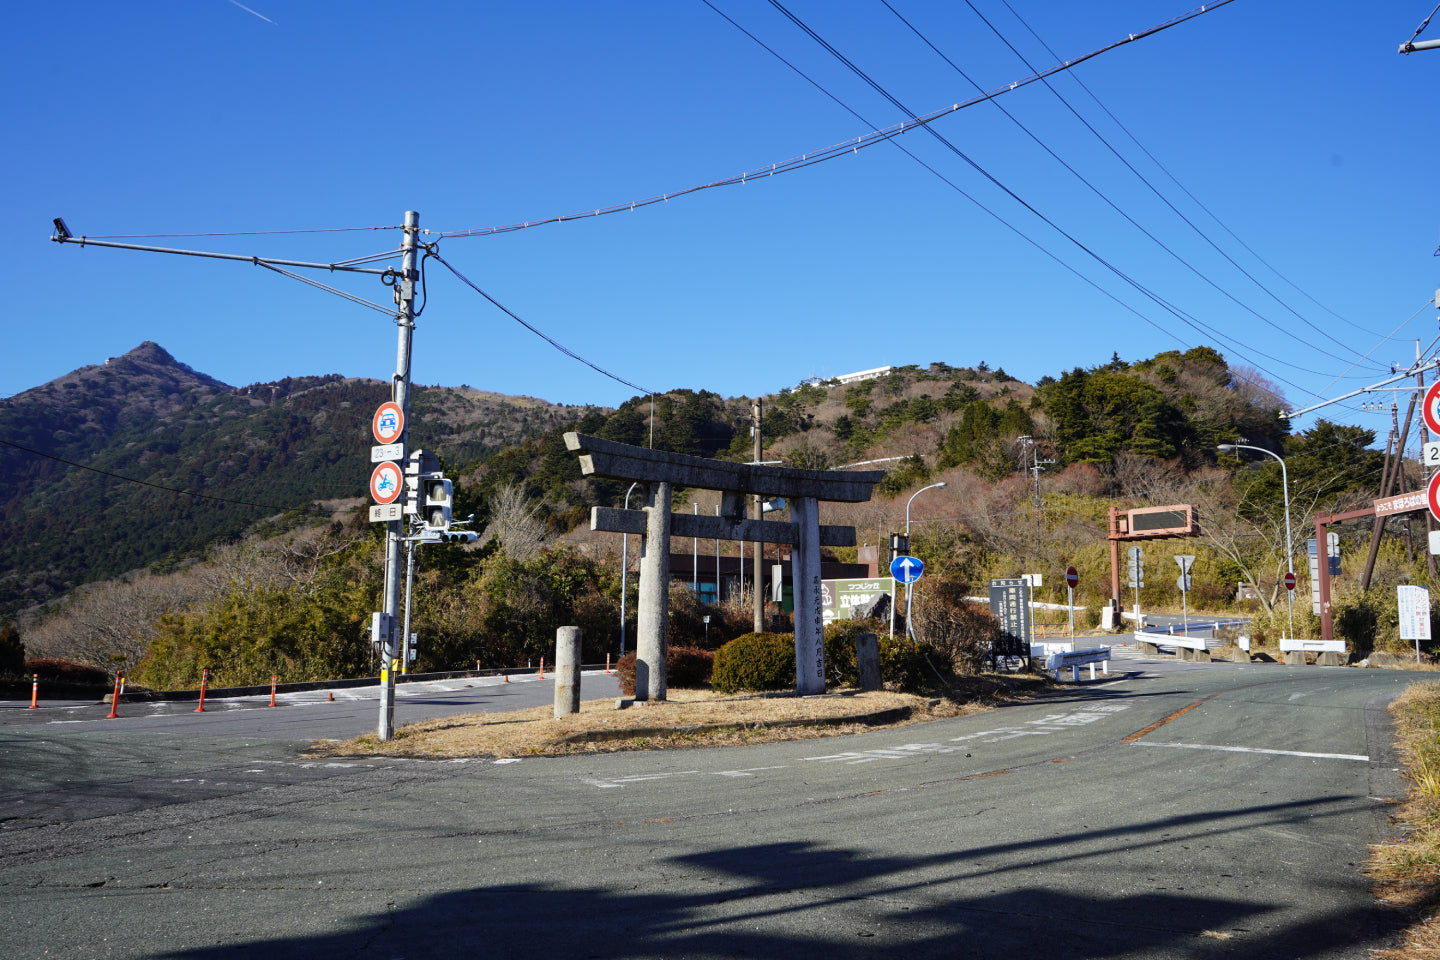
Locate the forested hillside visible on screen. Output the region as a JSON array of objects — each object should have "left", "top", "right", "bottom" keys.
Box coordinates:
[
  {"left": 10, "top": 342, "right": 1414, "bottom": 684},
  {"left": 0, "top": 342, "right": 601, "bottom": 619}
]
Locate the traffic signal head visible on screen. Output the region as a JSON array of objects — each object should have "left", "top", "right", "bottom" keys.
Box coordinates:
[{"left": 423, "top": 477, "right": 453, "bottom": 530}]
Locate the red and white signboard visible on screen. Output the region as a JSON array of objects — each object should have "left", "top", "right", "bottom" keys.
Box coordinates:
[
  {"left": 372, "top": 402, "right": 404, "bottom": 445},
  {"left": 1425, "top": 382, "right": 1440, "bottom": 435},
  {"left": 370, "top": 461, "right": 403, "bottom": 504},
  {"left": 1283, "top": 571, "right": 1297, "bottom": 592},
  {"left": 1064, "top": 566, "right": 1079, "bottom": 588},
  {"left": 1429, "top": 470, "right": 1440, "bottom": 523}
]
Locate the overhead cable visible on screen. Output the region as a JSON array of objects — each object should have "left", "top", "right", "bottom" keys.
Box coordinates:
[
  {"left": 757, "top": 0, "right": 1330, "bottom": 392},
  {"left": 435, "top": 0, "right": 1236, "bottom": 240},
  {"left": 902, "top": 0, "right": 1383, "bottom": 370},
  {"left": 427, "top": 249, "right": 654, "bottom": 396}
]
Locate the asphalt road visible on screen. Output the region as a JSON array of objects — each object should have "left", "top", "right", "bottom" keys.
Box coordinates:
[
  {"left": 0, "top": 651, "right": 1424, "bottom": 959},
  {"left": 0, "top": 669, "right": 623, "bottom": 740}
]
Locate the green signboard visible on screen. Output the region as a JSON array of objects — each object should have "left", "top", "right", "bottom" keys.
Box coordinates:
[{"left": 821, "top": 578, "right": 889, "bottom": 623}]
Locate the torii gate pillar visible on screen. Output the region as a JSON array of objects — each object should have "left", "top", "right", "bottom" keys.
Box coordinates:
[{"left": 635, "top": 481, "right": 671, "bottom": 701}]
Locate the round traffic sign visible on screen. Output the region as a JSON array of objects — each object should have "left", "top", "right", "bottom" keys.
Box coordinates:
[
  {"left": 1429, "top": 470, "right": 1440, "bottom": 523},
  {"left": 372, "top": 402, "right": 404, "bottom": 444},
  {"left": 1425, "top": 382, "right": 1440, "bottom": 435},
  {"left": 1283, "top": 571, "right": 1297, "bottom": 592},
  {"left": 1064, "top": 565, "right": 1079, "bottom": 588},
  {"left": 890, "top": 555, "right": 924, "bottom": 584},
  {"left": 370, "top": 461, "right": 403, "bottom": 504}
]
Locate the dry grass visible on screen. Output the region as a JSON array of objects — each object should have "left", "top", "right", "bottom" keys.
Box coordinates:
[
  {"left": 316, "top": 687, "right": 1006, "bottom": 759},
  {"left": 1371, "top": 681, "right": 1440, "bottom": 959}
]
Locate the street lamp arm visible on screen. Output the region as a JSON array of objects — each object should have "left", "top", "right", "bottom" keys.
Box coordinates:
[{"left": 1218, "top": 443, "right": 1294, "bottom": 636}]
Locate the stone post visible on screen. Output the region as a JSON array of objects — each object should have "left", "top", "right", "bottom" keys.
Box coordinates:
[
  {"left": 636, "top": 482, "right": 671, "bottom": 701},
  {"left": 554, "top": 626, "right": 582, "bottom": 718},
  {"left": 791, "top": 496, "right": 825, "bottom": 695},
  {"left": 856, "top": 632, "right": 881, "bottom": 691}
]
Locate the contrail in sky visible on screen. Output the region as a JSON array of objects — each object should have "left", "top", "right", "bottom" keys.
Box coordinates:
[{"left": 225, "top": 0, "right": 276, "bottom": 25}]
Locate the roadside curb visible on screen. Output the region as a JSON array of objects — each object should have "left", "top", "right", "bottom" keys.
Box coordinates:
[{"left": 542, "top": 705, "right": 915, "bottom": 746}]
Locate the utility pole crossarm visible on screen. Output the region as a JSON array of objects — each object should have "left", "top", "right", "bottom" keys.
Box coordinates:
[
  {"left": 49, "top": 228, "right": 396, "bottom": 275},
  {"left": 1283, "top": 360, "right": 1440, "bottom": 420}
]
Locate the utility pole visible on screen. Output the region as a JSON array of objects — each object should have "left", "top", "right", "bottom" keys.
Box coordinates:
[
  {"left": 752, "top": 398, "right": 764, "bottom": 633},
  {"left": 378, "top": 210, "right": 420, "bottom": 741}
]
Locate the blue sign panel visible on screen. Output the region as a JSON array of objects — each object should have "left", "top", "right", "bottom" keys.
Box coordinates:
[{"left": 890, "top": 555, "right": 924, "bottom": 584}]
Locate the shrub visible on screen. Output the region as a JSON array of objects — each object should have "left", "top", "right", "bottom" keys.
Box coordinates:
[
  {"left": 712, "top": 633, "right": 796, "bottom": 694},
  {"left": 24, "top": 657, "right": 109, "bottom": 685},
  {"left": 822, "top": 618, "right": 936, "bottom": 692},
  {"left": 614, "top": 645, "right": 716, "bottom": 697},
  {"left": 0, "top": 623, "right": 24, "bottom": 678},
  {"left": 908, "top": 577, "right": 1002, "bottom": 673}
]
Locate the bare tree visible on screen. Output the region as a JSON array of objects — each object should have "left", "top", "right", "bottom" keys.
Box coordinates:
[{"left": 483, "top": 483, "right": 547, "bottom": 560}]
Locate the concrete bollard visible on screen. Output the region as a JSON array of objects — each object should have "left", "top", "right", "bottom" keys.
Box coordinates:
[
  {"left": 855, "top": 633, "right": 882, "bottom": 692},
  {"left": 554, "top": 626, "right": 582, "bottom": 718}
]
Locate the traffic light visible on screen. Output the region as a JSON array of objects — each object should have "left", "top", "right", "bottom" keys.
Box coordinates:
[
  {"left": 403, "top": 449, "right": 441, "bottom": 517},
  {"left": 423, "top": 477, "right": 453, "bottom": 531}
]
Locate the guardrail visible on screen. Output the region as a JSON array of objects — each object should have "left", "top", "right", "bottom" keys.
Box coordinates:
[
  {"left": 1044, "top": 647, "right": 1111, "bottom": 682},
  {"left": 1279, "top": 638, "right": 1346, "bottom": 666},
  {"left": 1133, "top": 631, "right": 1222, "bottom": 661}
]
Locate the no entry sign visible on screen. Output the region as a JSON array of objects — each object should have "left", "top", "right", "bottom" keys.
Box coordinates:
[
  {"left": 1064, "top": 566, "right": 1078, "bottom": 588},
  {"left": 1283, "top": 571, "right": 1297, "bottom": 592}
]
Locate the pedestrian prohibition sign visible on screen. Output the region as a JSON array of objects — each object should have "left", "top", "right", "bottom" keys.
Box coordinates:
[
  {"left": 370, "top": 461, "right": 403, "bottom": 504},
  {"left": 891, "top": 555, "right": 924, "bottom": 584}
]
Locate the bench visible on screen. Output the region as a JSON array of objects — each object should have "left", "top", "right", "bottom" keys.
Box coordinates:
[{"left": 1045, "top": 647, "right": 1112, "bottom": 682}]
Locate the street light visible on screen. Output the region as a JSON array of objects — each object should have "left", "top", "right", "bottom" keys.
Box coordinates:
[
  {"left": 903, "top": 481, "right": 947, "bottom": 640},
  {"left": 1218, "top": 443, "right": 1294, "bottom": 636},
  {"left": 620, "top": 481, "right": 638, "bottom": 657}
]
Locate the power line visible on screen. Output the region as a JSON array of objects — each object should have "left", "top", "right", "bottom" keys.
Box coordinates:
[
  {"left": 898, "top": 0, "right": 1385, "bottom": 372},
  {"left": 427, "top": 248, "right": 655, "bottom": 396},
  {"left": 994, "top": 0, "right": 1388, "bottom": 342},
  {"left": 434, "top": 0, "right": 1237, "bottom": 240},
  {"left": 755, "top": 0, "right": 1333, "bottom": 393}
]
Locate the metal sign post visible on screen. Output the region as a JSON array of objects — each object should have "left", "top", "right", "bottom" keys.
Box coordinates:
[
  {"left": 1175, "top": 555, "right": 1195, "bottom": 637},
  {"left": 1065, "top": 565, "right": 1079, "bottom": 636}
]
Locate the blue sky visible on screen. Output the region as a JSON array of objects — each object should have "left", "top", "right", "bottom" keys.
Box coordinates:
[{"left": 6, "top": 1, "right": 1438, "bottom": 443}]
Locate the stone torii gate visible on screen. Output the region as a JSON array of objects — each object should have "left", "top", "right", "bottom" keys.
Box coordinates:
[{"left": 566, "top": 433, "right": 884, "bottom": 699}]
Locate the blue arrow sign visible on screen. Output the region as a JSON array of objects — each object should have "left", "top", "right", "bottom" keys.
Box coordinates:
[{"left": 890, "top": 555, "right": 924, "bottom": 584}]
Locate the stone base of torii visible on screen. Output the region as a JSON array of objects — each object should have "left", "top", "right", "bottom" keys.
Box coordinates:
[{"left": 566, "top": 433, "right": 884, "bottom": 699}]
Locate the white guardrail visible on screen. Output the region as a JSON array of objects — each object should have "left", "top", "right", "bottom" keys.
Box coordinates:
[{"left": 1039, "top": 646, "right": 1112, "bottom": 682}]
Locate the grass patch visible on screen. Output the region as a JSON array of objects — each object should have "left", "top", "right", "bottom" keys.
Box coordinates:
[
  {"left": 314, "top": 675, "right": 1046, "bottom": 760},
  {"left": 1371, "top": 681, "right": 1440, "bottom": 958}
]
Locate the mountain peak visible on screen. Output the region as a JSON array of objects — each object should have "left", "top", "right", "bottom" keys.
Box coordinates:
[{"left": 120, "top": 341, "right": 176, "bottom": 365}]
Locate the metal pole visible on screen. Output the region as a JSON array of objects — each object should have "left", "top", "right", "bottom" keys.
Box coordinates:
[
  {"left": 904, "top": 482, "right": 946, "bottom": 640},
  {"left": 693, "top": 502, "right": 699, "bottom": 591},
  {"left": 1219, "top": 443, "right": 1292, "bottom": 637},
  {"left": 378, "top": 210, "right": 419, "bottom": 741},
  {"left": 621, "top": 482, "right": 637, "bottom": 657},
  {"left": 401, "top": 537, "right": 416, "bottom": 674},
  {"left": 752, "top": 399, "right": 764, "bottom": 633}
]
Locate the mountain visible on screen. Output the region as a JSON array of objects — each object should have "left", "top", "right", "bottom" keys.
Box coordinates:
[{"left": 0, "top": 343, "right": 602, "bottom": 620}]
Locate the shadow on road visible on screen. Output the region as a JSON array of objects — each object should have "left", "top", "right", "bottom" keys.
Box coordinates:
[{"left": 154, "top": 826, "right": 1403, "bottom": 959}]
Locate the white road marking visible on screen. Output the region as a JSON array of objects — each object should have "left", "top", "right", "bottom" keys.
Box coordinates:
[
  {"left": 1132, "top": 741, "right": 1368, "bottom": 762},
  {"left": 712, "top": 766, "right": 791, "bottom": 777}
]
